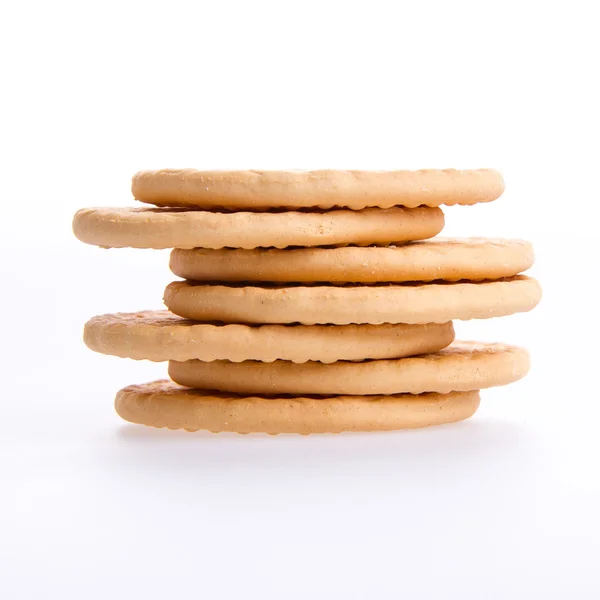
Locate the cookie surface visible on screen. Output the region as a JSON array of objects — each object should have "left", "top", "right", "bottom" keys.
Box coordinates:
[
  {"left": 169, "top": 341, "right": 529, "bottom": 395},
  {"left": 164, "top": 276, "right": 542, "bottom": 324},
  {"left": 171, "top": 238, "right": 534, "bottom": 283},
  {"left": 115, "top": 381, "right": 481, "bottom": 434},
  {"left": 132, "top": 168, "right": 503, "bottom": 210},
  {"left": 84, "top": 311, "right": 454, "bottom": 363},
  {"left": 72, "top": 206, "right": 444, "bottom": 250}
]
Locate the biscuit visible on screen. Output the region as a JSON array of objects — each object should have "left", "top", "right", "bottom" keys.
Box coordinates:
[
  {"left": 115, "top": 381, "right": 481, "bottom": 434},
  {"left": 164, "top": 276, "right": 542, "bottom": 324},
  {"left": 169, "top": 341, "right": 529, "bottom": 395},
  {"left": 72, "top": 206, "right": 444, "bottom": 250},
  {"left": 83, "top": 311, "right": 455, "bottom": 363},
  {"left": 132, "top": 168, "right": 503, "bottom": 210},
  {"left": 170, "top": 238, "right": 534, "bottom": 283}
]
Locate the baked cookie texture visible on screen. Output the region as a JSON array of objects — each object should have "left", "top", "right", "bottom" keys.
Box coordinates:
[
  {"left": 72, "top": 205, "right": 444, "bottom": 249},
  {"left": 170, "top": 238, "right": 534, "bottom": 283},
  {"left": 84, "top": 311, "right": 455, "bottom": 363},
  {"left": 167, "top": 342, "right": 530, "bottom": 395},
  {"left": 115, "top": 381, "right": 481, "bottom": 434},
  {"left": 132, "top": 168, "right": 504, "bottom": 210},
  {"left": 74, "top": 167, "right": 539, "bottom": 434},
  {"left": 163, "top": 277, "right": 541, "bottom": 325}
]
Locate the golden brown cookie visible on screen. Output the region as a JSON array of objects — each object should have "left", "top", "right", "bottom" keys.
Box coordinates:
[
  {"left": 164, "top": 276, "right": 542, "bottom": 324},
  {"left": 170, "top": 238, "right": 534, "bottom": 283},
  {"left": 83, "top": 311, "right": 455, "bottom": 363},
  {"left": 132, "top": 168, "right": 504, "bottom": 210},
  {"left": 115, "top": 381, "right": 481, "bottom": 434},
  {"left": 169, "top": 341, "right": 529, "bottom": 395},
  {"left": 72, "top": 206, "right": 444, "bottom": 250}
]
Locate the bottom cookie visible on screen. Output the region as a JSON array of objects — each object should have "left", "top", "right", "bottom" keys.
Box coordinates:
[{"left": 115, "top": 380, "right": 480, "bottom": 434}]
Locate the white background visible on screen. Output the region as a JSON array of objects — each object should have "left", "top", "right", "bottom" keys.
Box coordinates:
[{"left": 1, "top": 1, "right": 599, "bottom": 598}]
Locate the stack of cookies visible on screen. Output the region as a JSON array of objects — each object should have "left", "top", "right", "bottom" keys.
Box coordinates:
[{"left": 73, "top": 169, "right": 541, "bottom": 434}]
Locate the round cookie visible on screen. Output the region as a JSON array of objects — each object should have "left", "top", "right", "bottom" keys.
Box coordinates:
[
  {"left": 169, "top": 341, "right": 529, "bottom": 395},
  {"left": 164, "top": 276, "right": 542, "bottom": 324},
  {"left": 84, "top": 311, "right": 455, "bottom": 363},
  {"left": 72, "top": 206, "right": 444, "bottom": 250},
  {"left": 170, "top": 238, "right": 534, "bottom": 283},
  {"left": 115, "top": 381, "right": 481, "bottom": 434},
  {"left": 132, "top": 168, "right": 504, "bottom": 210}
]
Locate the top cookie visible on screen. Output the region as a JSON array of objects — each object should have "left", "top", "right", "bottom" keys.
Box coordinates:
[{"left": 132, "top": 168, "right": 504, "bottom": 210}]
